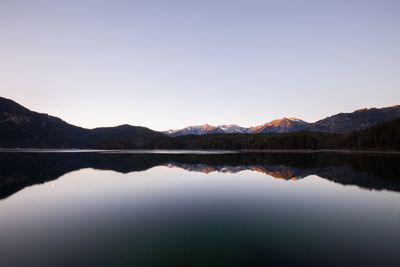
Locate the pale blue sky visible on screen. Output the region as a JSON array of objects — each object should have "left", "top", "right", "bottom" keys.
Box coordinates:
[{"left": 0, "top": 0, "right": 399, "bottom": 130}]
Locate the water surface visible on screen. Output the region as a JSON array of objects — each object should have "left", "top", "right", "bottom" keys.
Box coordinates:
[{"left": 0, "top": 151, "right": 400, "bottom": 267}]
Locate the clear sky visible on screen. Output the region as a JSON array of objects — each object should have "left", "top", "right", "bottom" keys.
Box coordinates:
[{"left": 0, "top": 0, "right": 399, "bottom": 130}]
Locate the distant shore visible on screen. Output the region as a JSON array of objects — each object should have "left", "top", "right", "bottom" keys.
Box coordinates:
[{"left": 0, "top": 148, "right": 399, "bottom": 155}]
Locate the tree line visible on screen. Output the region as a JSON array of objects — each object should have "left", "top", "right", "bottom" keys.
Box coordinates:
[{"left": 99, "top": 118, "right": 400, "bottom": 151}]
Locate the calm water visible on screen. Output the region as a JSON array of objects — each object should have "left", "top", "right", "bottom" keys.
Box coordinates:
[{"left": 0, "top": 151, "right": 400, "bottom": 267}]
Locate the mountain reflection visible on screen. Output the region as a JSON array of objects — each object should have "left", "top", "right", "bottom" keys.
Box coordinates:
[
  {"left": 165, "top": 163, "right": 306, "bottom": 180},
  {"left": 0, "top": 151, "right": 399, "bottom": 199}
]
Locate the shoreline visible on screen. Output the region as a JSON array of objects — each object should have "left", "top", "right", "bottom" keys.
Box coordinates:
[{"left": 0, "top": 148, "right": 399, "bottom": 155}]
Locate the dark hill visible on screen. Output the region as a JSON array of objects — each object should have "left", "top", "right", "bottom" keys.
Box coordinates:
[
  {"left": 312, "top": 106, "right": 400, "bottom": 133},
  {"left": 0, "top": 97, "right": 166, "bottom": 148},
  {"left": 88, "top": 124, "right": 167, "bottom": 149},
  {"left": 337, "top": 117, "right": 400, "bottom": 150},
  {"left": 0, "top": 97, "right": 88, "bottom": 147}
]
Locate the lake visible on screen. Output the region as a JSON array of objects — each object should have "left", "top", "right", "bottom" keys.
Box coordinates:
[{"left": 0, "top": 151, "right": 400, "bottom": 267}]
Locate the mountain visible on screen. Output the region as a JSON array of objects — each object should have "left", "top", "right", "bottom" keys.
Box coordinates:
[
  {"left": 165, "top": 124, "right": 223, "bottom": 137},
  {"left": 158, "top": 118, "right": 400, "bottom": 151},
  {"left": 165, "top": 119, "right": 311, "bottom": 136},
  {"left": 0, "top": 96, "right": 166, "bottom": 148},
  {"left": 217, "top": 124, "right": 248, "bottom": 134},
  {"left": 164, "top": 106, "right": 400, "bottom": 136},
  {"left": 311, "top": 106, "right": 400, "bottom": 133},
  {"left": 337, "top": 117, "right": 400, "bottom": 150},
  {"left": 1, "top": 96, "right": 399, "bottom": 150},
  {"left": 165, "top": 124, "right": 248, "bottom": 137},
  {"left": 0, "top": 97, "right": 88, "bottom": 147},
  {"left": 89, "top": 124, "right": 167, "bottom": 149},
  {"left": 249, "top": 118, "right": 310, "bottom": 134}
]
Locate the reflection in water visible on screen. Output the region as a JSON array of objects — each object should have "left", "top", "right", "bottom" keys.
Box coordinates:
[
  {"left": 1, "top": 151, "right": 400, "bottom": 267},
  {"left": 1, "top": 151, "right": 400, "bottom": 199}
]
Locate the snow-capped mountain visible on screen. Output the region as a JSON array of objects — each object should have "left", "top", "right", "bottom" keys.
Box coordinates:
[
  {"left": 163, "top": 106, "right": 400, "bottom": 137},
  {"left": 248, "top": 118, "right": 310, "bottom": 134},
  {"left": 164, "top": 124, "right": 223, "bottom": 137},
  {"left": 164, "top": 119, "right": 310, "bottom": 136},
  {"left": 164, "top": 124, "right": 248, "bottom": 137},
  {"left": 217, "top": 124, "right": 248, "bottom": 134}
]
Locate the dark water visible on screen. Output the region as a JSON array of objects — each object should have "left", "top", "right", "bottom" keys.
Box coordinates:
[{"left": 0, "top": 151, "right": 400, "bottom": 267}]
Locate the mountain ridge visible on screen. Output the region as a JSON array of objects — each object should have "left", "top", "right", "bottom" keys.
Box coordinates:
[
  {"left": 1, "top": 96, "right": 400, "bottom": 149},
  {"left": 0, "top": 96, "right": 166, "bottom": 148},
  {"left": 165, "top": 106, "right": 400, "bottom": 136}
]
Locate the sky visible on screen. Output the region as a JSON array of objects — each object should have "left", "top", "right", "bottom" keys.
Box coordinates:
[{"left": 0, "top": 0, "right": 399, "bottom": 131}]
